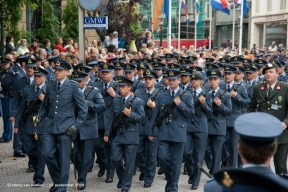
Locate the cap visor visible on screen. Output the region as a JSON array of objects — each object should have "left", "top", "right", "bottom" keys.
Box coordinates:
[{"left": 34, "top": 73, "right": 46, "bottom": 76}]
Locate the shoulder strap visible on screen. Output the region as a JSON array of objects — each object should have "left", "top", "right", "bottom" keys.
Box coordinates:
[{"left": 84, "top": 86, "right": 94, "bottom": 99}]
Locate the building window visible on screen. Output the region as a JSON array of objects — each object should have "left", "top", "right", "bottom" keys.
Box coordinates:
[
  {"left": 267, "top": 0, "right": 272, "bottom": 12},
  {"left": 280, "top": 0, "right": 286, "bottom": 10}
]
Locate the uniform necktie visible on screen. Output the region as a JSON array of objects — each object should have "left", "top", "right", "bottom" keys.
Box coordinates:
[
  {"left": 164, "top": 87, "right": 167, "bottom": 91},
  {"left": 182, "top": 85, "right": 185, "bottom": 90},
  {"left": 122, "top": 98, "right": 126, "bottom": 105},
  {"left": 193, "top": 90, "right": 197, "bottom": 99},
  {"left": 227, "top": 85, "right": 231, "bottom": 92},
  {"left": 212, "top": 91, "right": 218, "bottom": 116},
  {"left": 104, "top": 83, "right": 108, "bottom": 92},
  {"left": 27, "top": 78, "right": 31, "bottom": 85},
  {"left": 36, "top": 87, "right": 40, "bottom": 95},
  {"left": 147, "top": 92, "right": 150, "bottom": 99},
  {"left": 172, "top": 91, "right": 175, "bottom": 98},
  {"left": 212, "top": 91, "right": 215, "bottom": 100},
  {"left": 156, "top": 79, "right": 159, "bottom": 83},
  {"left": 57, "top": 82, "right": 61, "bottom": 91},
  {"left": 267, "top": 86, "right": 272, "bottom": 97}
]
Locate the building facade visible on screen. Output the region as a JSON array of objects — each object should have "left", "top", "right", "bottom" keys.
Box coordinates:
[{"left": 250, "top": 0, "right": 288, "bottom": 49}]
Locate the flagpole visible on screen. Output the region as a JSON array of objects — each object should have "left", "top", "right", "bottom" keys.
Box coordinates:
[
  {"left": 178, "top": 0, "right": 181, "bottom": 49},
  {"left": 168, "top": 0, "right": 172, "bottom": 52},
  {"left": 195, "top": 1, "right": 197, "bottom": 48},
  {"left": 209, "top": 2, "right": 212, "bottom": 50},
  {"left": 232, "top": 3, "right": 235, "bottom": 50},
  {"left": 239, "top": 0, "right": 244, "bottom": 55}
]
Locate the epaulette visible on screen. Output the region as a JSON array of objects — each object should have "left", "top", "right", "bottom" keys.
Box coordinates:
[
  {"left": 206, "top": 178, "right": 215, "bottom": 183},
  {"left": 69, "top": 80, "right": 78, "bottom": 84}
]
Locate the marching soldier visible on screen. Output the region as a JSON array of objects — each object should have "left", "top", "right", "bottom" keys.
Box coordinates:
[
  {"left": 103, "top": 76, "right": 145, "bottom": 192},
  {"left": 205, "top": 69, "right": 232, "bottom": 174},
  {"left": 151, "top": 62, "right": 166, "bottom": 87},
  {"left": 134, "top": 69, "right": 159, "bottom": 188},
  {"left": 39, "top": 59, "right": 87, "bottom": 192},
  {"left": 149, "top": 69, "right": 194, "bottom": 192},
  {"left": 94, "top": 63, "right": 119, "bottom": 183},
  {"left": 14, "top": 66, "right": 47, "bottom": 187},
  {"left": 204, "top": 113, "right": 288, "bottom": 192},
  {"left": 275, "top": 60, "right": 288, "bottom": 83},
  {"left": 113, "top": 61, "right": 125, "bottom": 81},
  {"left": 221, "top": 65, "right": 249, "bottom": 168},
  {"left": 248, "top": 63, "right": 288, "bottom": 175},
  {"left": 184, "top": 71, "right": 212, "bottom": 190},
  {"left": 0, "top": 58, "right": 16, "bottom": 143},
  {"left": 124, "top": 64, "right": 145, "bottom": 92},
  {"left": 245, "top": 65, "right": 258, "bottom": 99},
  {"left": 71, "top": 71, "right": 105, "bottom": 190},
  {"left": 10, "top": 57, "right": 36, "bottom": 159},
  {"left": 179, "top": 67, "right": 193, "bottom": 91},
  {"left": 87, "top": 59, "right": 99, "bottom": 82},
  {"left": 46, "top": 55, "right": 59, "bottom": 82}
]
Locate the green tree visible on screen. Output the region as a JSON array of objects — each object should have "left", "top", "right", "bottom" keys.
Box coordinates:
[
  {"left": 3, "top": 0, "right": 37, "bottom": 42},
  {"left": 61, "top": 0, "right": 79, "bottom": 43},
  {"left": 37, "top": 0, "right": 60, "bottom": 44}
]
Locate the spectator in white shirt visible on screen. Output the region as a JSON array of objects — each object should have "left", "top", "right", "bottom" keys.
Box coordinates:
[
  {"left": 269, "top": 41, "right": 278, "bottom": 53},
  {"left": 17, "top": 39, "right": 29, "bottom": 55}
]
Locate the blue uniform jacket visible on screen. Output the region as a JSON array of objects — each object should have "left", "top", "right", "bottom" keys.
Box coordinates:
[
  {"left": 46, "top": 67, "right": 56, "bottom": 82},
  {"left": 39, "top": 78, "right": 87, "bottom": 134},
  {"left": 135, "top": 88, "right": 160, "bottom": 136},
  {"left": 207, "top": 89, "right": 232, "bottom": 135},
  {"left": 73, "top": 86, "right": 105, "bottom": 140},
  {"left": 110, "top": 94, "right": 145, "bottom": 144},
  {"left": 149, "top": 88, "right": 195, "bottom": 142},
  {"left": 220, "top": 82, "right": 249, "bottom": 127},
  {"left": 0, "top": 67, "right": 15, "bottom": 94},
  {"left": 14, "top": 84, "right": 46, "bottom": 134},
  {"left": 186, "top": 88, "right": 213, "bottom": 133},
  {"left": 94, "top": 80, "right": 120, "bottom": 132}
]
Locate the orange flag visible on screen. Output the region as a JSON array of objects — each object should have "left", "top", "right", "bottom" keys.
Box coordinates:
[{"left": 152, "top": 0, "right": 164, "bottom": 32}]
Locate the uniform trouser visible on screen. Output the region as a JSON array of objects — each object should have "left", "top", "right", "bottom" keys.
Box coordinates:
[
  {"left": 274, "top": 143, "right": 288, "bottom": 174},
  {"left": 93, "top": 130, "right": 115, "bottom": 178},
  {"left": 207, "top": 135, "right": 224, "bottom": 175},
  {"left": 111, "top": 141, "right": 138, "bottom": 191},
  {"left": 184, "top": 132, "right": 207, "bottom": 186},
  {"left": 22, "top": 134, "right": 45, "bottom": 183},
  {"left": 13, "top": 129, "right": 23, "bottom": 153},
  {"left": 73, "top": 133, "right": 94, "bottom": 184},
  {"left": 136, "top": 135, "right": 158, "bottom": 184},
  {"left": 1, "top": 96, "right": 13, "bottom": 141},
  {"left": 227, "top": 127, "right": 239, "bottom": 168},
  {"left": 158, "top": 140, "right": 184, "bottom": 192},
  {"left": 93, "top": 130, "right": 107, "bottom": 169},
  {"left": 42, "top": 133, "right": 72, "bottom": 192}
]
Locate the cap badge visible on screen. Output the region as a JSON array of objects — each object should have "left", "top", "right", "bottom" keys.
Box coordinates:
[
  {"left": 28, "top": 59, "right": 32, "bottom": 64},
  {"left": 103, "top": 63, "right": 108, "bottom": 69},
  {"left": 211, "top": 70, "right": 216, "bottom": 75},
  {"left": 169, "top": 70, "right": 174, "bottom": 76},
  {"left": 146, "top": 70, "right": 151, "bottom": 75},
  {"left": 74, "top": 72, "right": 79, "bottom": 77},
  {"left": 117, "top": 77, "right": 122, "bottom": 82},
  {"left": 55, "top": 60, "right": 60, "bottom": 66},
  {"left": 34, "top": 68, "right": 39, "bottom": 73},
  {"left": 126, "top": 65, "right": 130, "bottom": 69},
  {"left": 259, "top": 60, "right": 263, "bottom": 64},
  {"left": 222, "top": 171, "right": 234, "bottom": 188}
]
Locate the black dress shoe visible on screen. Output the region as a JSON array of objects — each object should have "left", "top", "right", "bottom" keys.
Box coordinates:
[
  {"left": 105, "top": 177, "right": 113, "bottom": 183},
  {"left": 191, "top": 185, "right": 199, "bottom": 190},
  {"left": 183, "top": 169, "right": 188, "bottom": 175},
  {"left": 165, "top": 182, "right": 171, "bottom": 192},
  {"left": 139, "top": 172, "right": 144, "bottom": 181},
  {"left": 32, "top": 182, "right": 43, "bottom": 187},
  {"left": 26, "top": 167, "right": 35, "bottom": 173},
  {"left": 14, "top": 152, "right": 26, "bottom": 157},
  {"left": 77, "top": 183, "right": 86, "bottom": 190},
  {"left": 188, "top": 176, "right": 193, "bottom": 184},
  {"left": 143, "top": 183, "right": 152, "bottom": 188},
  {"left": 98, "top": 167, "right": 106, "bottom": 177},
  {"left": 121, "top": 189, "right": 129, "bottom": 192},
  {"left": 0, "top": 138, "right": 9, "bottom": 143},
  {"left": 49, "top": 184, "right": 57, "bottom": 192},
  {"left": 117, "top": 180, "right": 122, "bottom": 188},
  {"left": 88, "top": 168, "right": 92, "bottom": 172},
  {"left": 158, "top": 167, "right": 164, "bottom": 175}
]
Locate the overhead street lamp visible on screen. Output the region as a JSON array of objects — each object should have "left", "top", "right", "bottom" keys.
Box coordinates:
[{"left": 158, "top": 13, "right": 166, "bottom": 47}]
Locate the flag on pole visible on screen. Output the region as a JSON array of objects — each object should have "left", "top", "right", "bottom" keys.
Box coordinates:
[
  {"left": 152, "top": 0, "right": 164, "bottom": 31},
  {"left": 181, "top": 0, "right": 190, "bottom": 24},
  {"left": 234, "top": 0, "right": 249, "bottom": 17},
  {"left": 211, "top": 0, "right": 230, "bottom": 15},
  {"left": 195, "top": 0, "right": 199, "bottom": 27},
  {"left": 164, "top": 0, "right": 169, "bottom": 21}
]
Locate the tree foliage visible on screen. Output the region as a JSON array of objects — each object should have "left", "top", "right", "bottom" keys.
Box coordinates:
[
  {"left": 3, "top": 0, "right": 37, "bottom": 42},
  {"left": 105, "top": 0, "right": 143, "bottom": 42},
  {"left": 61, "top": 0, "right": 79, "bottom": 43},
  {"left": 37, "top": 0, "right": 60, "bottom": 43}
]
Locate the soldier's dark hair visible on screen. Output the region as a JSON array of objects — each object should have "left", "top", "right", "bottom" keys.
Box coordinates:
[{"left": 238, "top": 138, "right": 277, "bottom": 164}]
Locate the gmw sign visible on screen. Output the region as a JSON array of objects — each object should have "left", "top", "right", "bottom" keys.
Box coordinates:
[{"left": 83, "top": 16, "right": 108, "bottom": 29}]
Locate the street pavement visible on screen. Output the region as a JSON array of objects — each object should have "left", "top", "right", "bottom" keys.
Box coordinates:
[{"left": 0, "top": 121, "right": 210, "bottom": 192}]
